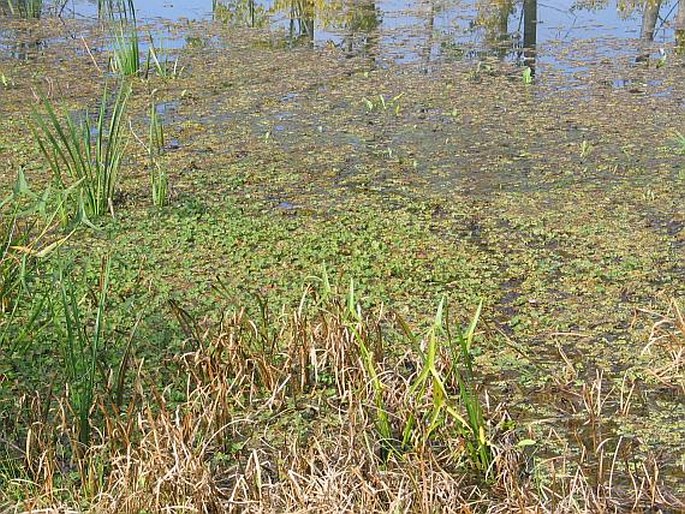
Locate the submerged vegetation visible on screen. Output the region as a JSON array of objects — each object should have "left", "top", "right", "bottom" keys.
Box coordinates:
[{"left": 0, "top": 0, "right": 684, "bottom": 511}]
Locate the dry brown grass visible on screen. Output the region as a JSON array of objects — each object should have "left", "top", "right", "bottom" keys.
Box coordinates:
[
  {"left": 640, "top": 299, "right": 685, "bottom": 394},
  {"left": 1, "top": 292, "right": 683, "bottom": 513}
]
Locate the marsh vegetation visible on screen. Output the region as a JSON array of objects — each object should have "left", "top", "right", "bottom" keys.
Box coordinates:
[{"left": 0, "top": 0, "right": 683, "bottom": 512}]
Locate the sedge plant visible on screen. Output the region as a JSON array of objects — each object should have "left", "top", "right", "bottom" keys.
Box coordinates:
[
  {"left": 399, "top": 298, "right": 491, "bottom": 473},
  {"left": 148, "top": 99, "right": 168, "bottom": 207},
  {"left": 32, "top": 82, "right": 131, "bottom": 220},
  {"left": 147, "top": 36, "right": 181, "bottom": 79},
  {"left": 351, "top": 282, "right": 492, "bottom": 474},
  {"left": 1, "top": 170, "right": 73, "bottom": 316},
  {"left": 111, "top": 22, "right": 141, "bottom": 77},
  {"left": 58, "top": 258, "right": 111, "bottom": 447},
  {"left": 345, "top": 280, "right": 393, "bottom": 452},
  {"left": 5, "top": 0, "right": 42, "bottom": 18},
  {"left": 149, "top": 163, "right": 168, "bottom": 208},
  {"left": 447, "top": 300, "right": 492, "bottom": 473}
]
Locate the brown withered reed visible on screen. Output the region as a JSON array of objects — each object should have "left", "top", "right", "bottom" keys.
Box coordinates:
[{"left": 1, "top": 286, "right": 682, "bottom": 513}]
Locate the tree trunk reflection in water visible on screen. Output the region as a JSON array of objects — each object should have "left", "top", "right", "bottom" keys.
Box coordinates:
[
  {"left": 341, "top": 0, "right": 380, "bottom": 61},
  {"left": 212, "top": 0, "right": 265, "bottom": 29},
  {"left": 637, "top": 0, "right": 662, "bottom": 61},
  {"left": 522, "top": 0, "right": 537, "bottom": 73},
  {"left": 475, "top": 0, "right": 514, "bottom": 59},
  {"left": 640, "top": 0, "right": 662, "bottom": 40},
  {"left": 421, "top": 0, "right": 436, "bottom": 68},
  {"left": 288, "top": 0, "right": 314, "bottom": 45}
]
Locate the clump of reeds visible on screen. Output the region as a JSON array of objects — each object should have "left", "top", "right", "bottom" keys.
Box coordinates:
[
  {"left": 148, "top": 98, "right": 168, "bottom": 207},
  {"left": 32, "top": 82, "right": 130, "bottom": 220},
  {"left": 101, "top": 0, "right": 142, "bottom": 78},
  {"left": 111, "top": 23, "right": 141, "bottom": 77},
  {"left": 1, "top": 275, "right": 682, "bottom": 512},
  {"left": 98, "top": 0, "right": 135, "bottom": 22},
  {"left": 4, "top": 0, "right": 42, "bottom": 18}
]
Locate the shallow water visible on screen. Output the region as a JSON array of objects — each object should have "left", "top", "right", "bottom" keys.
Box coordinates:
[{"left": 3, "top": 0, "right": 683, "bottom": 70}]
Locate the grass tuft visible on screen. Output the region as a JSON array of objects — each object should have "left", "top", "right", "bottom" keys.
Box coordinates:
[
  {"left": 147, "top": 36, "right": 182, "bottom": 79},
  {"left": 32, "top": 82, "right": 131, "bottom": 220},
  {"left": 641, "top": 299, "right": 685, "bottom": 393},
  {"left": 111, "top": 23, "right": 141, "bottom": 77},
  {"left": 148, "top": 98, "right": 169, "bottom": 207}
]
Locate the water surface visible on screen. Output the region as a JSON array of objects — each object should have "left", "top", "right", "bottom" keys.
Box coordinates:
[{"left": 4, "top": 0, "right": 683, "bottom": 70}]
